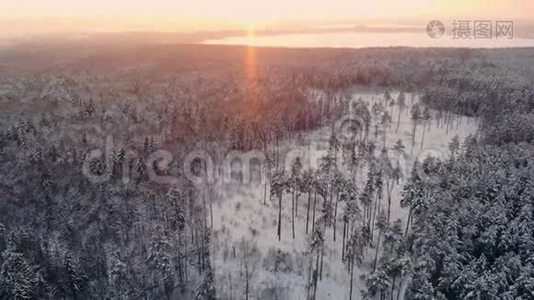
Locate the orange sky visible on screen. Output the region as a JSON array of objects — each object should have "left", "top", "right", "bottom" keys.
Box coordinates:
[{"left": 1, "top": 0, "right": 532, "bottom": 34}]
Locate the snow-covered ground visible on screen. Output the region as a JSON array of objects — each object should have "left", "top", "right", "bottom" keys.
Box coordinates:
[{"left": 209, "top": 91, "right": 478, "bottom": 300}]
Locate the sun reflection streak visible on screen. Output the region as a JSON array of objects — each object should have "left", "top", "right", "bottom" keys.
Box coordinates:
[{"left": 244, "top": 25, "right": 258, "bottom": 109}]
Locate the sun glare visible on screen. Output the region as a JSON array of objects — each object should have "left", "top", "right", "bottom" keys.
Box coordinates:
[{"left": 246, "top": 24, "right": 256, "bottom": 40}]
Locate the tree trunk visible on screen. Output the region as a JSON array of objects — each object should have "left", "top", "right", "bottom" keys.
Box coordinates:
[
  {"left": 404, "top": 208, "right": 413, "bottom": 237},
  {"left": 306, "top": 191, "right": 312, "bottom": 234},
  {"left": 375, "top": 123, "right": 379, "bottom": 138},
  {"left": 333, "top": 191, "right": 339, "bottom": 241},
  {"left": 373, "top": 231, "right": 381, "bottom": 271},
  {"left": 263, "top": 178, "right": 267, "bottom": 205},
  {"left": 342, "top": 218, "right": 347, "bottom": 260},
  {"left": 210, "top": 202, "right": 213, "bottom": 229},
  {"left": 320, "top": 222, "right": 325, "bottom": 279},
  {"left": 277, "top": 194, "right": 282, "bottom": 241},
  {"left": 396, "top": 276, "right": 403, "bottom": 300},
  {"left": 371, "top": 194, "right": 379, "bottom": 241},
  {"left": 383, "top": 128, "right": 387, "bottom": 149},
  {"left": 296, "top": 192, "right": 300, "bottom": 217},
  {"left": 367, "top": 203, "right": 372, "bottom": 238},
  {"left": 245, "top": 278, "right": 249, "bottom": 300},
  {"left": 396, "top": 107, "right": 402, "bottom": 133},
  {"left": 306, "top": 255, "right": 313, "bottom": 300},
  {"left": 390, "top": 276, "right": 396, "bottom": 300},
  {"left": 319, "top": 245, "right": 324, "bottom": 280},
  {"left": 349, "top": 255, "right": 355, "bottom": 300},
  {"left": 311, "top": 190, "right": 317, "bottom": 234},
  {"left": 446, "top": 112, "right": 450, "bottom": 135},
  {"left": 386, "top": 180, "right": 393, "bottom": 222},
  {"left": 411, "top": 123, "right": 417, "bottom": 154},
  {"left": 184, "top": 246, "right": 188, "bottom": 283},
  {"left": 292, "top": 190, "right": 296, "bottom": 239},
  {"left": 420, "top": 126, "right": 426, "bottom": 149},
  {"left": 313, "top": 252, "right": 320, "bottom": 300}
]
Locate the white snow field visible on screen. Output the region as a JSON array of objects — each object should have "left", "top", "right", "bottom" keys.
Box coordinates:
[{"left": 209, "top": 91, "right": 478, "bottom": 300}]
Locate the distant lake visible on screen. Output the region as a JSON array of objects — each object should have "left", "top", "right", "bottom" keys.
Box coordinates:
[{"left": 203, "top": 31, "right": 534, "bottom": 48}]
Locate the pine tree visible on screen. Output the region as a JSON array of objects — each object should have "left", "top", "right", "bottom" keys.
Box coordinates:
[
  {"left": 302, "top": 170, "right": 314, "bottom": 235},
  {"left": 344, "top": 229, "right": 364, "bottom": 300},
  {"left": 420, "top": 107, "right": 432, "bottom": 149},
  {"left": 195, "top": 271, "right": 216, "bottom": 300},
  {"left": 396, "top": 92, "right": 406, "bottom": 133},
  {"left": 378, "top": 149, "right": 394, "bottom": 222},
  {"left": 309, "top": 224, "right": 325, "bottom": 300},
  {"left": 400, "top": 164, "right": 424, "bottom": 236},
  {"left": 364, "top": 268, "right": 391, "bottom": 300},
  {"left": 449, "top": 135, "right": 460, "bottom": 160},
  {"left": 373, "top": 211, "right": 388, "bottom": 271},
  {"left": 147, "top": 232, "right": 174, "bottom": 298},
  {"left": 238, "top": 239, "right": 258, "bottom": 300},
  {"left": 270, "top": 170, "right": 288, "bottom": 241},
  {"left": 0, "top": 247, "right": 45, "bottom": 300},
  {"left": 381, "top": 111, "right": 392, "bottom": 148},
  {"left": 63, "top": 251, "right": 87, "bottom": 300},
  {"left": 290, "top": 158, "right": 303, "bottom": 239},
  {"left": 410, "top": 103, "right": 421, "bottom": 154}
]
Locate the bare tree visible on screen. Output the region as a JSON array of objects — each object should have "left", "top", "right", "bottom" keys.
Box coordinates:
[{"left": 239, "top": 239, "right": 258, "bottom": 300}]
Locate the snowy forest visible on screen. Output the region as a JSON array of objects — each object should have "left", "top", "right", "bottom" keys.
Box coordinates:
[{"left": 0, "top": 42, "right": 533, "bottom": 299}]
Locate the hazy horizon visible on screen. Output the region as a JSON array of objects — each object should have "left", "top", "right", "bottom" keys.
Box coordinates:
[{"left": 2, "top": 0, "right": 533, "bottom": 39}]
